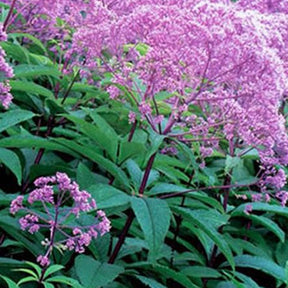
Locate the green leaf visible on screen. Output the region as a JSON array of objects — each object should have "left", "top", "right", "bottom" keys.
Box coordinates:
[
  {"left": 131, "top": 197, "right": 171, "bottom": 261},
  {"left": 148, "top": 183, "right": 187, "bottom": 195},
  {"left": 145, "top": 130, "right": 165, "bottom": 165},
  {"left": 9, "top": 33, "right": 47, "bottom": 54},
  {"left": 181, "top": 266, "right": 221, "bottom": 279},
  {"left": 75, "top": 255, "right": 124, "bottom": 288},
  {"left": 0, "top": 109, "right": 35, "bottom": 133},
  {"left": 225, "top": 255, "right": 286, "bottom": 282},
  {"left": 174, "top": 207, "right": 234, "bottom": 269},
  {"left": 1, "top": 42, "right": 30, "bottom": 64},
  {"left": 152, "top": 264, "right": 199, "bottom": 288},
  {"left": 54, "top": 138, "right": 129, "bottom": 187},
  {"left": 76, "top": 162, "right": 101, "bottom": 189},
  {"left": 13, "top": 64, "right": 61, "bottom": 78},
  {"left": 17, "top": 276, "right": 38, "bottom": 285},
  {"left": 135, "top": 275, "right": 166, "bottom": 288},
  {"left": 63, "top": 114, "right": 118, "bottom": 162},
  {"left": 247, "top": 214, "right": 284, "bottom": 242},
  {"left": 0, "top": 258, "right": 23, "bottom": 268},
  {"left": 0, "top": 275, "right": 19, "bottom": 288},
  {"left": 10, "top": 80, "right": 53, "bottom": 98},
  {"left": 225, "top": 156, "right": 241, "bottom": 173},
  {"left": 118, "top": 141, "right": 146, "bottom": 164},
  {"left": 232, "top": 202, "right": 288, "bottom": 218},
  {"left": 0, "top": 136, "right": 77, "bottom": 157},
  {"left": 14, "top": 268, "right": 38, "bottom": 279},
  {"left": 43, "top": 283, "right": 55, "bottom": 288},
  {"left": 88, "top": 184, "right": 130, "bottom": 209},
  {"left": 43, "top": 265, "right": 64, "bottom": 279},
  {"left": 47, "top": 276, "right": 84, "bottom": 288},
  {"left": 125, "top": 159, "right": 159, "bottom": 190},
  {"left": 25, "top": 261, "right": 42, "bottom": 278},
  {"left": 0, "top": 148, "right": 22, "bottom": 185},
  {"left": 45, "top": 99, "right": 67, "bottom": 115},
  {"left": 233, "top": 272, "right": 261, "bottom": 288}
]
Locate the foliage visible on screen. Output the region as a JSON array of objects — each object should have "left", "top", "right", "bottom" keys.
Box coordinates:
[{"left": 0, "top": 0, "right": 288, "bottom": 288}]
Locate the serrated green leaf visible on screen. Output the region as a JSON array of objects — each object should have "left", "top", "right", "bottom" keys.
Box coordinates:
[
  {"left": 75, "top": 255, "right": 124, "bottom": 288},
  {"left": 88, "top": 184, "right": 130, "bottom": 209},
  {"left": 1, "top": 42, "right": 30, "bottom": 64},
  {"left": 125, "top": 159, "right": 159, "bottom": 190},
  {"left": 174, "top": 207, "right": 234, "bottom": 269},
  {"left": 131, "top": 197, "right": 171, "bottom": 262},
  {"left": 181, "top": 266, "right": 221, "bottom": 278},
  {"left": 135, "top": 275, "right": 166, "bottom": 288},
  {"left": 0, "top": 148, "right": 22, "bottom": 185}
]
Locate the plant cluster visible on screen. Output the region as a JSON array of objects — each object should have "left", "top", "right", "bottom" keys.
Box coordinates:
[{"left": 0, "top": 0, "right": 288, "bottom": 287}]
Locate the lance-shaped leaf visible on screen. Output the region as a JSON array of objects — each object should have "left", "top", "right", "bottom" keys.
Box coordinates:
[{"left": 131, "top": 197, "right": 171, "bottom": 262}]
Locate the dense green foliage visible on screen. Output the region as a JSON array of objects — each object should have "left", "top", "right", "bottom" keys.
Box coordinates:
[{"left": 1, "top": 1, "right": 288, "bottom": 288}]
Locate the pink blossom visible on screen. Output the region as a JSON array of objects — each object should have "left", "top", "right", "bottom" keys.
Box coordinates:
[
  {"left": 128, "top": 111, "right": 136, "bottom": 124},
  {"left": 37, "top": 255, "right": 50, "bottom": 267},
  {"left": 244, "top": 204, "right": 253, "bottom": 215},
  {"left": 10, "top": 173, "right": 110, "bottom": 267},
  {"left": 276, "top": 191, "right": 288, "bottom": 207},
  {"left": 10, "top": 196, "right": 24, "bottom": 215},
  {"left": 56, "top": 172, "right": 71, "bottom": 191},
  {"left": 28, "top": 186, "right": 54, "bottom": 204},
  {"left": 34, "top": 176, "right": 56, "bottom": 187},
  {"left": 19, "top": 214, "right": 39, "bottom": 233}
]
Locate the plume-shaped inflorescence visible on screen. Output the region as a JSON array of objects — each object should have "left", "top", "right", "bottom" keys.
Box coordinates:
[{"left": 3, "top": 0, "right": 288, "bottom": 197}]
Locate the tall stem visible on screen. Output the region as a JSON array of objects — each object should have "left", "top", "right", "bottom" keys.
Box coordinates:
[
  {"left": 39, "top": 203, "right": 59, "bottom": 283},
  {"left": 3, "top": 0, "right": 17, "bottom": 31},
  {"left": 108, "top": 153, "right": 157, "bottom": 264}
]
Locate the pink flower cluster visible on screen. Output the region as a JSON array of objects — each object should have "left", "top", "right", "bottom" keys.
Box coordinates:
[
  {"left": 10, "top": 172, "right": 111, "bottom": 266},
  {"left": 0, "top": 24, "right": 13, "bottom": 109},
  {"left": 4, "top": 0, "right": 288, "bottom": 195}
]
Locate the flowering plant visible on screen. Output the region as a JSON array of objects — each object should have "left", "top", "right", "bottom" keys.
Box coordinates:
[
  {"left": 1, "top": 0, "right": 288, "bottom": 287},
  {"left": 10, "top": 172, "right": 110, "bottom": 267}
]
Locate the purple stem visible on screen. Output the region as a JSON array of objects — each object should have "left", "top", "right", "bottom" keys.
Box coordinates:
[
  {"left": 108, "top": 152, "right": 157, "bottom": 264},
  {"left": 39, "top": 203, "right": 60, "bottom": 283},
  {"left": 3, "top": 0, "right": 17, "bottom": 31}
]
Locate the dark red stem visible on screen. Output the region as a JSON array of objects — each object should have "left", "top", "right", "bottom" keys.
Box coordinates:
[
  {"left": 3, "top": 0, "right": 17, "bottom": 31},
  {"left": 108, "top": 153, "right": 157, "bottom": 264}
]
